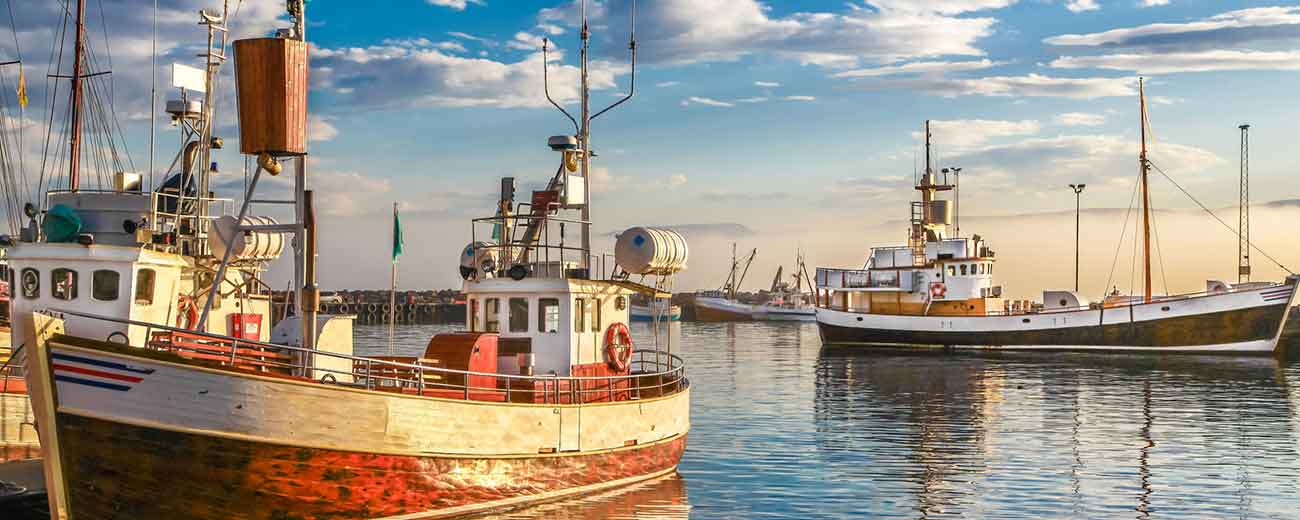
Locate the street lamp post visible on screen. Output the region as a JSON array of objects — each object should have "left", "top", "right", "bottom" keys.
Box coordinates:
[{"left": 1069, "top": 184, "right": 1086, "bottom": 292}]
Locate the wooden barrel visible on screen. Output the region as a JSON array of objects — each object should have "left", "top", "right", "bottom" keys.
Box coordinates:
[{"left": 234, "top": 38, "right": 308, "bottom": 156}]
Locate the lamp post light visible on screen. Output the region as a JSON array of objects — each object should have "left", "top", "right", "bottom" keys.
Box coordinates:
[{"left": 1069, "top": 184, "right": 1086, "bottom": 292}]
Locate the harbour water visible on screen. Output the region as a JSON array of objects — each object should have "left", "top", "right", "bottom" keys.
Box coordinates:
[{"left": 357, "top": 322, "right": 1300, "bottom": 519}]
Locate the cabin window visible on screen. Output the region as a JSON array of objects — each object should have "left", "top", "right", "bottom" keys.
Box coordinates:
[
  {"left": 468, "top": 298, "right": 478, "bottom": 331},
  {"left": 484, "top": 298, "right": 500, "bottom": 332},
  {"left": 947, "top": 265, "right": 956, "bottom": 277},
  {"left": 508, "top": 298, "right": 529, "bottom": 332},
  {"left": 574, "top": 298, "right": 586, "bottom": 332},
  {"left": 960, "top": 264, "right": 968, "bottom": 276},
  {"left": 134, "top": 269, "right": 156, "bottom": 304},
  {"left": 51, "top": 268, "right": 78, "bottom": 301},
  {"left": 978, "top": 263, "right": 985, "bottom": 275},
  {"left": 591, "top": 298, "right": 602, "bottom": 332},
  {"left": 539, "top": 298, "right": 560, "bottom": 333},
  {"left": 20, "top": 268, "right": 39, "bottom": 299},
  {"left": 92, "top": 270, "right": 120, "bottom": 301}
]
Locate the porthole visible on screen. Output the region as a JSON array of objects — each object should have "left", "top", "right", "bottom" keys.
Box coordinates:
[
  {"left": 615, "top": 296, "right": 627, "bottom": 310},
  {"left": 1161, "top": 306, "right": 1170, "bottom": 311},
  {"left": 1022, "top": 318, "right": 1031, "bottom": 323}
]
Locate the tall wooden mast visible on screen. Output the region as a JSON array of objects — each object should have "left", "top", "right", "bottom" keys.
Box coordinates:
[
  {"left": 1139, "top": 78, "right": 1152, "bottom": 303},
  {"left": 68, "top": 0, "right": 87, "bottom": 191}
]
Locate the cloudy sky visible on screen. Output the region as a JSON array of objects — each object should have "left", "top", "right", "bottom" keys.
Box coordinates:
[{"left": 3, "top": 0, "right": 1300, "bottom": 298}]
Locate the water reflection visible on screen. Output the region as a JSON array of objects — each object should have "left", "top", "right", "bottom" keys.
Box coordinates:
[{"left": 348, "top": 323, "right": 1300, "bottom": 519}]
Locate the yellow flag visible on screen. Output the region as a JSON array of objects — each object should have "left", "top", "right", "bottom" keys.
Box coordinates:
[{"left": 16, "top": 69, "right": 27, "bottom": 108}]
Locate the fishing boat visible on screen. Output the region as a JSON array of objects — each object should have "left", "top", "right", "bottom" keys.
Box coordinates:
[
  {"left": 815, "top": 83, "right": 1298, "bottom": 354},
  {"left": 695, "top": 246, "right": 815, "bottom": 322},
  {"left": 631, "top": 299, "right": 682, "bottom": 322},
  {"left": 22, "top": 1, "right": 691, "bottom": 518}
]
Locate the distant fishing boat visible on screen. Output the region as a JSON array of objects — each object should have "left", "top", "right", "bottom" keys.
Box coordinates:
[
  {"left": 22, "top": 1, "right": 692, "bottom": 518},
  {"left": 815, "top": 83, "right": 1298, "bottom": 354},
  {"left": 632, "top": 300, "right": 682, "bottom": 322},
  {"left": 695, "top": 246, "right": 815, "bottom": 322}
]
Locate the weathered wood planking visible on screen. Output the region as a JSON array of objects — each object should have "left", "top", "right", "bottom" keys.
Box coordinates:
[{"left": 234, "top": 38, "right": 308, "bottom": 156}]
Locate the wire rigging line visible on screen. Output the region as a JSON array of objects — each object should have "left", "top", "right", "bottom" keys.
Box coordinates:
[
  {"left": 1103, "top": 168, "right": 1142, "bottom": 299},
  {"left": 1148, "top": 161, "right": 1293, "bottom": 274}
]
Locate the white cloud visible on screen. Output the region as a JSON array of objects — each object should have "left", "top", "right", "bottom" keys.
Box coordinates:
[
  {"left": 307, "top": 116, "right": 339, "bottom": 142},
  {"left": 833, "top": 59, "right": 999, "bottom": 78},
  {"left": 784, "top": 95, "right": 817, "bottom": 101},
  {"left": 1044, "top": 7, "right": 1300, "bottom": 49},
  {"left": 540, "top": 0, "right": 1001, "bottom": 69},
  {"left": 1140, "top": 0, "right": 1170, "bottom": 7},
  {"left": 655, "top": 81, "right": 682, "bottom": 88},
  {"left": 915, "top": 119, "right": 1042, "bottom": 151},
  {"left": 312, "top": 44, "right": 624, "bottom": 109},
  {"left": 863, "top": 73, "right": 1136, "bottom": 99},
  {"left": 736, "top": 97, "right": 769, "bottom": 103},
  {"left": 754, "top": 81, "right": 780, "bottom": 87},
  {"left": 681, "top": 96, "right": 735, "bottom": 108},
  {"left": 1051, "top": 50, "right": 1300, "bottom": 74},
  {"left": 538, "top": 23, "right": 567, "bottom": 36},
  {"left": 427, "top": 0, "right": 484, "bottom": 11},
  {"left": 1065, "top": 0, "right": 1099, "bottom": 13},
  {"left": 506, "top": 32, "right": 544, "bottom": 51},
  {"left": 1054, "top": 112, "right": 1106, "bottom": 126},
  {"left": 666, "top": 174, "right": 689, "bottom": 188},
  {"left": 435, "top": 41, "right": 468, "bottom": 53}
]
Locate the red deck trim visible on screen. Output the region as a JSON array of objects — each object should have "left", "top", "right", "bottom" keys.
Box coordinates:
[{"left": 51, "top": 363, "right": 145, "bottom": 383}]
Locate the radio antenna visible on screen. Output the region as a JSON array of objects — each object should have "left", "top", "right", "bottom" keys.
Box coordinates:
[
  {"left": 590, "top": 0, "right": 636, "bottom": 121},
  {"left": 542, "top": 38, "right": 578, "bottom": 134}
]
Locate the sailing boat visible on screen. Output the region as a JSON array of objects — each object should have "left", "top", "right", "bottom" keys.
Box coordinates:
[
  {"left": 814, "top": 83, "right": 1298, "bottom": 353},
  {"left": 693, "top": 244, "right": 758, "bottom": 321},
  {"left": 22, "top": 1, "right": 691, "bottom": 518}
]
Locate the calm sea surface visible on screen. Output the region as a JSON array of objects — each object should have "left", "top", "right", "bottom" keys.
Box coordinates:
[{"left": 353, "top": 322, "right": 1300, "bottom": 520}]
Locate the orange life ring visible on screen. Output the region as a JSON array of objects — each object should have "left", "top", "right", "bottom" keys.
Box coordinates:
[
  {"left": 176, "top": 295, "right": 199, "bottom": 330},
  {"left": 929, "top": 282, "right": 947, "bottom": 299},
  {"left": 603, "top": 322, "right": 634, "bottom": 372}
]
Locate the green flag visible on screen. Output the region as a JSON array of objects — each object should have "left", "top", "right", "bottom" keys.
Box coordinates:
[{"left": 392, "top": 205, "right": 404, "bottom": 261}]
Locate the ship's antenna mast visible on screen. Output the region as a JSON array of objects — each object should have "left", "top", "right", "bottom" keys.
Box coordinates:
[
  {"left": 67, "top": 0, "right": 88, "bottom": 191},
  {"left": 1139, "top": 78, "right": 1152, "bottom": 304},
  {"left": 1238, "top": 123, "right": 1251, "bottom": 284}
]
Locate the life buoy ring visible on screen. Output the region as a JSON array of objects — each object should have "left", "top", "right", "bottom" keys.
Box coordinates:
[
  {"left": 176, "top": 295, "right": 199, "bottom": 329},
  {"left": 929, "top": 282, "right": 947, "bottom": 299},
  {"left": 603, "top": 322, "right": 634, "bottom": 372}
]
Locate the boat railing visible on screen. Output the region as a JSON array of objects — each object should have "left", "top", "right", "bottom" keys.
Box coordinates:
[
  {"left": 815, "top": 267, "right": 903, "bottom": 290},
  {"left": 41, "top": 309, "right": 687, "bottom": 405},
  {"left": 471, "top": 214, "right": 618, "bottom": 281}
]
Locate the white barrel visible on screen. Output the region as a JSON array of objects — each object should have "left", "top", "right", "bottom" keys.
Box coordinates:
[
  {"left": 460, "top": 241, "right": 499, "bottom": 272},
  {"left": 615, "top": 227, "right": 689, "bottom": 275},
  {"left": 210, "top": 215, "right": 285, "bottom": 262}
]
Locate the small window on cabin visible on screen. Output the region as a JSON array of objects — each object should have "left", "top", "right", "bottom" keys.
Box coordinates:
[
  {"left": 20, "top": 268, "right": 39, "bottom": 299},
  {"left": 508, "top": 297, "right": 529, "bottom": 332},
  {"left": 574, "top": 298, "right": 586, "bottom": 332},
  {"left": 485, "top": 298, "right": 501, "bottom": 332},
  {"left": 947, "top": 265, "right": 956, "bottom": 277},
  {"left": 135, "top": 269, "right": 156, "bottom": 305},
  {"left": 51, "top": 269, "right": 78, "bottom": 301},
  {"left": 92, "top": 270, "right": 120, "bottom": 301},
  {"left": 468, "top": 298, "right": 478, "bottom": 332},
  {"left": 960, "top": 264, "right": 968, "bottom": 276},
  {"left": 539, "top": 298, "right": 560, "bottom": 333},
  {"left": 591, "top": 298, "right": 602, "bottom": 332}
]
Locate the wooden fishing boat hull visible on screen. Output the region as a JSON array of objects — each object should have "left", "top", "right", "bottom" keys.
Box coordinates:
[
  {"left": 24, "top": 329, "right": 691, "bottom": 519},
  {"left": 692, "top": 297, "right": 754, "bottom": 322},
  {"left": 817, "top": 281, "right": 1297, "bottom": 353}
]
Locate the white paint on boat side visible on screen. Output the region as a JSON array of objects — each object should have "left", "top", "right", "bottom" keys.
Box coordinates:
[
  {"left": 822, "top": 339, "right": 1277, "bottom": 353},
  {"left": 47, "top": 343, "right": 690, "bottom": 458}
]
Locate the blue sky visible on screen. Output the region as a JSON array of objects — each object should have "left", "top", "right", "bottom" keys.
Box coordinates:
[{"left": 5, "top": 1, "right": 1300, "bottom": 294}]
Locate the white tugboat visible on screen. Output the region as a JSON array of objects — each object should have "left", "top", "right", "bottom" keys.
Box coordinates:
[
  {"left": 21, "top": 1, "right": 692, "bottom": 518},
  {"left": 815, "top": 85, "right": 1297, "bottom": 354}
]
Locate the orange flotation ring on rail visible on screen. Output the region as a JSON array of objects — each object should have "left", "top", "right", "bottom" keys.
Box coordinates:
[
  {"left": 176, "top": 295, "right": 199, "bottom": 330},
  {"left": 603, "top": 322, "right": 633, "bottom": 372},
  {"left": 929, "top": 282, "right": 947, "bottom": 299}
]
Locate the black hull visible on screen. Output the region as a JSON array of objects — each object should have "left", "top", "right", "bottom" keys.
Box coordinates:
[{"left": 818, "top": 303, "right": 1288, "bottom": 351}]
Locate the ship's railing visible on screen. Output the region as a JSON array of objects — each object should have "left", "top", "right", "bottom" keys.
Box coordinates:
[
  {"left": 42, "top": 309, "right": 688, "bottom": 405},
  {"left": 149, "top": 191, "right": 233, "bottom": 255},
  {"left": 470, "top": 214, "right": 618, "bottom": 281},
  {"left": 815, "top": 267, "right": 904, "bottom": 290}
]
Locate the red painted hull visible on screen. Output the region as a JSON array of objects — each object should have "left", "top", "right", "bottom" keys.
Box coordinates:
[{"left": 56, "top": 412, "right": 686, "bottom": 519}]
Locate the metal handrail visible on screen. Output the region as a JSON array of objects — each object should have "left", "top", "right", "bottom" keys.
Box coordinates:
[{"left": 41, "top": 309, "right": 688, "bottom": 403}]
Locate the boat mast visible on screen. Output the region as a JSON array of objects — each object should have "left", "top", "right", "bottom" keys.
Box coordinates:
[
  {"left": 578, "top": 0, "right": 591, "bottom": 272},
  {"left": 68, "top": 0, "right": 87, "bottom": 191},
  {"left": 1139, "top": 78, "right": 1152, "bottom": 304}
]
